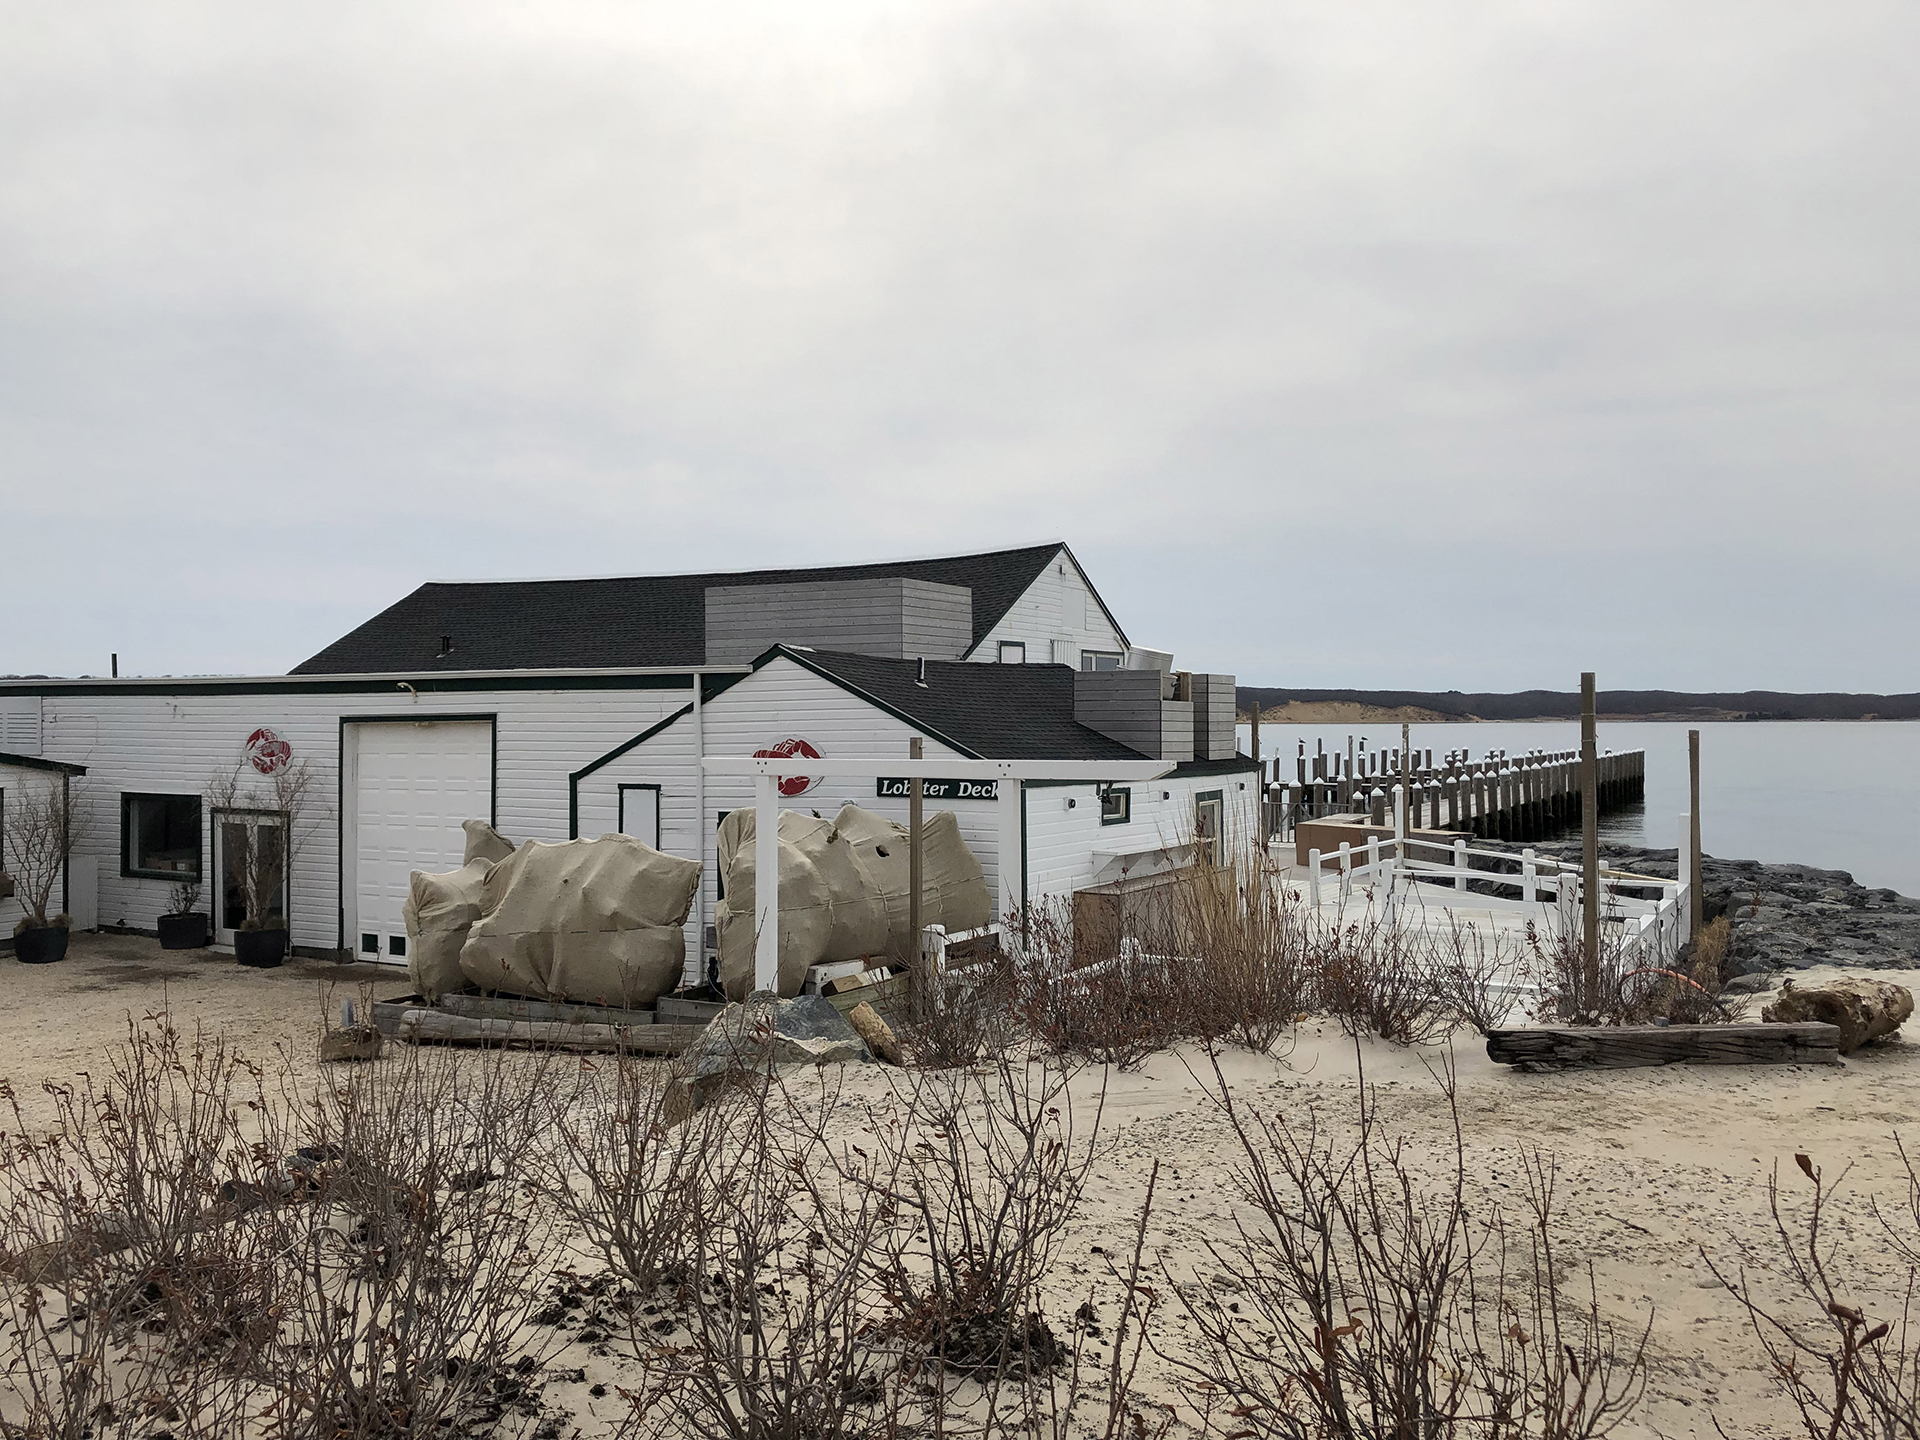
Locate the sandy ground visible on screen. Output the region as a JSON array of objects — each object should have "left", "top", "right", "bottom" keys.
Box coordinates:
[{"left": 7, "top": 932, "right": 1920, "bottom": 1438}]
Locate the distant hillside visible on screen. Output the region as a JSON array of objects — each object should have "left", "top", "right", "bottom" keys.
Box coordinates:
[{"left": 1235, "top": 688, "right": 1920, "bottom": 723}]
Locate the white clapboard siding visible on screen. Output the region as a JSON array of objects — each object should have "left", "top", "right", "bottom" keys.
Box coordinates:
[
  {"left": 1022, "top": 772, "right": 1261, "bottom": 900},
  {"left": 970, "top": 549, "right": 1125, "bottom": 668},
  {"left": 22, "top": 684, "right": 688, "bottom": 948},
  {"left": 577, "top": 657, "right": 994, "bottom": 959}
]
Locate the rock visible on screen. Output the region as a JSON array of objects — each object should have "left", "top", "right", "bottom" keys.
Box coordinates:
[
  {"left": 1763, "top": 978, "right": 1914, "bottom": 1054},
  {"left": 1719, "top": 972, "right": 1778, "bottom": 996},
  {"left": 662, "top": 993, "right": 870, "bottom": 1124},
  {"left": 319, "top": 1024, "right": 383, "bottom": 1063},
  {"left": 847, "top": 1001, "right": 903, "bottom": 1065}
]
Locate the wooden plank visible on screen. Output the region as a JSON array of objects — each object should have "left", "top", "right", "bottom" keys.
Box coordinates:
[
  {"left": 439, "top": 992, "right": 657, "bottom": 1027},
  {"left": 656, "top": 996, "right": 728, "bottom": 1025},
  {"left": 1486, "top": 1022, "right": 1842, "bottom": 1072},
  {"left": 394, "top": 1009, "right": 701, "bottom": 1054}
]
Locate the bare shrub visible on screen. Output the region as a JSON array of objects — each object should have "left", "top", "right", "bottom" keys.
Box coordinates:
[
  {"left": 0, "top": 1015, "right": 277, "bottom": 1438},
  {"left": 625, "top": 1070, "right": 904, "bottom": 1440},
  {"left": 897, "top": 946, "right": 1019, "bottom": 1070},
  {"left": 1154, "top": 852, "right": 1309, "bottom": 1056},
  {"left": 542, "top": 1053, "right": 711, "bottom": 1296},
  {"left": 3, "top": 775, "right": 87, "bottom": 930},
  {"left": 1530, "top": 916, "right": 1743, "bottom": 1027},
  {"left": 858, "top": 1053, "right": 1104, "bottom": 1382},
  {"left": 1011, "top": 901, "right": 1188, "bottom": 1069},
  {"left": 206, "top": 753, "right": 323, "bottom": 934},
  {"left": 252, "top": 1044, "right": 563, "bottom": 1438},
  {"left": 1160, "top": 1054, "right": 1649, "bottom": 1437},
  {"left": 1316, "top": 911, "right": 1452, "bottom": 1045},
  {"left": 1707, "top": 1146, "right": 1920, "bottom": 1437},
  {"left": 1432, "top": 917, "right": 1529, "bottom": 1036}
]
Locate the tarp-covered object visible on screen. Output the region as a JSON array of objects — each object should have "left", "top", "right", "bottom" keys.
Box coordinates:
[
  {"left": 463, "top": 819, "right": 516, "bottom": 865},
  {"left": 402, "top": 858, "right": 494, "bottom": 1002},
  {"left": 714, "top": 803, "right": 990, "bottom": 999},
  {"left": 458, "top": 834, "right": 700, "bottom": 1007}
]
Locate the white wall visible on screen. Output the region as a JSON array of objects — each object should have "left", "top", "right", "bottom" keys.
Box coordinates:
[
  {"left": 1022, "top": 770, "right": 1261, "bottom": 901},
  {"left": 970, "top": 550, "right": 1126, "bottom": 668},
  {"left": 17, "top": 682, "right": 688, "bottom": 950},
  {"left": 578, "top": 658, "right": 998, "bottom": 969}
]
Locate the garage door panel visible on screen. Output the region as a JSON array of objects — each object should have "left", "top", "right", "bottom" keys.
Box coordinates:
[{"left": 352, "top": 721, "right": 492, "bottom": 965}]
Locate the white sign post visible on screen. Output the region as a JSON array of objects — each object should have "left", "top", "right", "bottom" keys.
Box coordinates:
[{"left": 702, "top": 754, "right": 1176, "bottom": 994}]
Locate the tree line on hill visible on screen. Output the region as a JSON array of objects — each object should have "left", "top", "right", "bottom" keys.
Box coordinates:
[{"left": 1235, "top": 687, "right": 1920, "bottom": 721}]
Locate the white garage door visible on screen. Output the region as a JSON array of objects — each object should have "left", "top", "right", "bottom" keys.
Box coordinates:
[{"left": 351, "top": 719, "right": 492, "bottom": 965}]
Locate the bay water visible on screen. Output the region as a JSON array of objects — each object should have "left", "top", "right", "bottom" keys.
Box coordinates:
[{"left": 1236, "top": 720, "right": 1920, "bottom": 897}]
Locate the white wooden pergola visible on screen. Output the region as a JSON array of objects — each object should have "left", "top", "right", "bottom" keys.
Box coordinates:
[{"left": 702, "top": 754, "right": 1176, "bottom": 993}]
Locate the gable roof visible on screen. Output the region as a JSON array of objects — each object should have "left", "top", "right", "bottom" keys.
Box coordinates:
[
  {"left": 292, "top": 543, "right": 1093, "bottom": 676},
  {"left": 781, "top": 649, "right": 1147, "bottom": 761}
]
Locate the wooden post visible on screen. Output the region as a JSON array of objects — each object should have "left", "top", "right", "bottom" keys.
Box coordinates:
[
  {"left": 1688, "top": 728, "right": 1703, "bottom": 941},
  {"left": 1580, "top": 672, "right": 1599, "bottom": 1010},
  {"left": 909, "top": 735, "right": 924, "bottom": 973},
  {"left": 753, "top": 773, "right": 780, "bottom": 995}
]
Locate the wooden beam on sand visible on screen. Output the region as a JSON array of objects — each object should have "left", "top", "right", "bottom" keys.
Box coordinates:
[
  {"left": 396, "top": 1009, "right": 702, "bottom": 1054},
  {"left": 1486, "top": 1023, "right": 1842, "bottom": 1072}
]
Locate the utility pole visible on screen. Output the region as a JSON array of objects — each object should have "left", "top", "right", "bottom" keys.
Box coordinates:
[
  {"left": 1689, "top": 728, "right": 1703, "bottom": 940},
  {"left": 1580, "top": 673, "right": 1600, "bottom": 1010}
]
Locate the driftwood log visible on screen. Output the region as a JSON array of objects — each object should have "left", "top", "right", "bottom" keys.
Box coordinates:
[
  {"left": 1486, "top": 1022, "right": 1843, "bottom": 1072},
  {"left": 1763, "top": 979, "right": 1912, "bottom": 1054},
  {"left": 395, "top": 1009, "right": 701, "bottom": 1054}
]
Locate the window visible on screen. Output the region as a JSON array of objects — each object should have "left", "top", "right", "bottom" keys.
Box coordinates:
[
  {"left": 1195, "top": 790, "right": 1224, "bottom": 867},
  {"left": 123, "top": 793, "right": 203, "bottom": 880},
  {"left": 1080, "top": 650, "right": 1122, "bottom": 671},
  {"left": 1099, "top": 786, "right": 1130, "bottom": 826},
  {"left": 998, "top": 641, "right": 1026, "bottom": 664}
]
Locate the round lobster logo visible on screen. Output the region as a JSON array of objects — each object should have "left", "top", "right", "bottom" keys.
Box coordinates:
[
  {"left": 246, "top": 727, "right": 293, "bottom": 775},
  {"left": 754, "top": 737, "right": 822, "bottom": 798}
]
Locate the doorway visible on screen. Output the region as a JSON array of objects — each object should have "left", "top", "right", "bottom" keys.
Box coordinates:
[
  {"left": 1194, "top": 790, "right": 1224, "bottom": 868},
  {"left": 212, "top": 809, "right": 288, "bottom": 947}
]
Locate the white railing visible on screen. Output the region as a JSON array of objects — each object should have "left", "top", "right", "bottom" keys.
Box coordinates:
[{"left": 1300, "top": 811, "right": 1696, "bottom": 966}]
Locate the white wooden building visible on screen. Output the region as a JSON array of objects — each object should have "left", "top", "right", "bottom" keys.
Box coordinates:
[{"left": 0, "top": 542, "right": 1255, "bottom": 971}]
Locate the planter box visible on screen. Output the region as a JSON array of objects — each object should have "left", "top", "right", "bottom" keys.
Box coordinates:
[
  {"left": 234, "top": 929, "right": 288, "bottom": 969},
  {"left": 14, "top": 926, "right": 70, "bottom": 965},
  {"left": 157, "top": 913, "right": 211, "bottom": 950}
]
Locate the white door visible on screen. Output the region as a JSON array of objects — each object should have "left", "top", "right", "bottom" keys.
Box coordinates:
[{"left": 350, "top": 720, "right": 493, "bottom": 966}]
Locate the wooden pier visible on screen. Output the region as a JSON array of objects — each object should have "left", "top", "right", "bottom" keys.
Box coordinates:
[{"left": 1259, "top": 739, "right": 1645, "bottom": 843}]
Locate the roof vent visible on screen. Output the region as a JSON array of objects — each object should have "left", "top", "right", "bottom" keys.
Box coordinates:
[
  {"left": 915, "top": 656, "right": 928, "bottom": 688},
  {"left": 437, "top": 634, "right": 453, "bottom": 657}
]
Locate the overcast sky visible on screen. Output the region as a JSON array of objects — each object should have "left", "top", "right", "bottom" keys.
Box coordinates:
[{"left": 3, "top": 1, "right": 1913, "bottom": 691}]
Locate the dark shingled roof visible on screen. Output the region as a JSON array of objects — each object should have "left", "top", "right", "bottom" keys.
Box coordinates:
[
  {"left": 292, "top": 544, "right": 1075, "bottom": 676},
  {"left": 761, "top": 648, "right": 1150, "bottom": 762}
]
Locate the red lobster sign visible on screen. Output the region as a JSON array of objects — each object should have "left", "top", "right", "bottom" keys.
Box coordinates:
[
  {"left": 754, "top": 737, "right": 822, "bottom": 798},
  {"left": 246, "top": 727, "right": 293, "bottom": 775}
]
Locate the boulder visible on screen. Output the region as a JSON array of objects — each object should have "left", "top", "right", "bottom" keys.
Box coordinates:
[
  {"left": 459, "top": 834, "right": 700, "bottom": 1008},
  {"left": 1763, "top": 978, "right": 1914, "bottom": 1054},
  {"left": 402, "top": 858, "right": 494, "bottom": 1001},
  {"left": 663, "top": 993, "right": 870, "bottom": 1124},
  {"left": 715, "top": 803, "right": 991, "bottom": 999}
]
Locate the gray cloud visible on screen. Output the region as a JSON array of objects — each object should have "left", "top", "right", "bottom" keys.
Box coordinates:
[{"left": 2, "top": 0, "right": 1913, "bottom": 688}]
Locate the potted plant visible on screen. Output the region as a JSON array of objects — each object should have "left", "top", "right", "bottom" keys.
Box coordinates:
[
  {"left": 156, "top": 881, "right": 210, "bottom": 950},
  {"left": 4, "top": 775, "right": 85, "bottom": 965},
  {"left": 209, "top": 752, "right": 317, "bottom": 969}
]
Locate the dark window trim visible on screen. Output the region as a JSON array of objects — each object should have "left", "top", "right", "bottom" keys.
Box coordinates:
[
  {"left": 120, "top": 791, "right": 206, "bottom": 882},
  {"left": 617, "top": 783, "right": 663, "bottom": 848},
  {"left": 998, "top": 641, "right": 1027, "bottom": 664},
  {"left": 1099, "top": 786, "right": 1131, "bottom": 826}
]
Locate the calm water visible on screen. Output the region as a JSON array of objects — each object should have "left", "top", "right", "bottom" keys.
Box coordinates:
[{"left": 1236, "top": 720, "right": 1920, "bottom": 897}]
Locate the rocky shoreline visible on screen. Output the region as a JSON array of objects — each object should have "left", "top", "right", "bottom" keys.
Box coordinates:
[{"left": 1488, "top": 839, "right": 1920, "bottom": 981}]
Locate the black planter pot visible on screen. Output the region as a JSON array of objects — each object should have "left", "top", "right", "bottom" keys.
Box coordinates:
[
  {"left": 234, "top": 928, "right": 289, "bottom": 969},
  {"left": 14, "top": 926, "right": 70, "bottom": 965},
  {"left": 157, "top": 912, "right": 211, "bottom": 950}
]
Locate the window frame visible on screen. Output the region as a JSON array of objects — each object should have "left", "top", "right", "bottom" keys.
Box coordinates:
[
  {"left": 121, "top": 791, "right": 205, "bottom": 882},
  {"left": 1080, "top": 650, "right": 1123, "bottom": 671},
  {"left": 998, "top": 641, "right": 1026, "bottom": 664},
  {"left": 1099, "top": 786, "right": 1131, "bottom": 827},
  {"left": 1194, "top": 789, "right": 1225, "bottom": 866}
]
